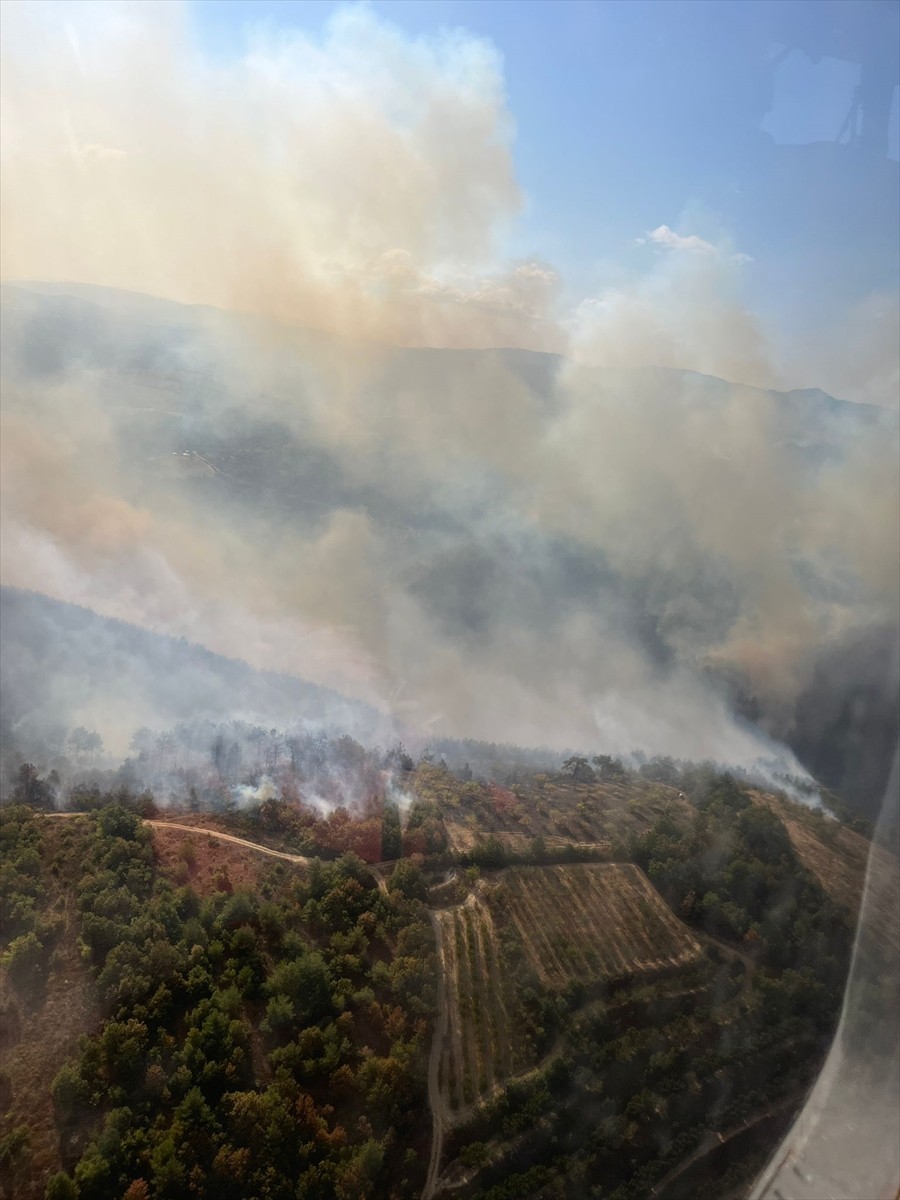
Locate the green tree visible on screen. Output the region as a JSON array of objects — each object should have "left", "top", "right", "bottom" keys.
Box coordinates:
[
  {"left": 0, "top": 1125, "right": 30, "bottom": 1172},
  {"left": 470, "top": 835, "right": 507, "bottom": 869},
  {"left": 381, "top": 799, "right": 402, "bottom": 861},
  {"left": 563, "top": 755, "right": 596, "bottom": 782},
  {"left": 266, "top": 952, "right": 333, "bottom": 1025},
  {"left": 45, "top": 1172, "right": 78, "bottom": 1200},
  {"left": 51, "top": 1062, "right": 89, "bottom": 1116},
  {"left": 11, "top": 763, "right": 55, "bottom": 809},
  {"left": 529, "top": 835, "right": 547, "bottom": 863},
  {"left": 97, "top": 806, "right": 142, "bottom": 841},
  {"left": 1, "top": 931, "right": 46, "bottom": 987},
  {"left": 388, "top": 859, "right": 428, "bottom": 902},
  {"left": 150, "top": 1135, "right": 186, "bottom": 1199},
  {"left": 261, "top": 994, "right": 295, "bottom": 1039}
]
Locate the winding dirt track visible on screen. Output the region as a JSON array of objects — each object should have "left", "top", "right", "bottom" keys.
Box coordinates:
[
  {"left": 646, "top": 1089, "right": 805, "bottom": 1198},
  {"left": 423, "top": 913, "right": 450, "bottom": 1200},
  {"left": 146, "top": 820, "right": 315, "bottom": 865},
  {"left": 43, "top": 812, "right": 315, "bottom": 865}
]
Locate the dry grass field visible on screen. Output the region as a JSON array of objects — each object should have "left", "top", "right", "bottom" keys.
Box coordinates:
[{"left": 152, "top": 825, "right": 275, "bottom": 895}]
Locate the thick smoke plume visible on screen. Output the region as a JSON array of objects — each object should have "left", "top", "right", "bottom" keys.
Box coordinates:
[
  {"left": 1, "top": 1, "right": 558, "bottom": 351},
  {"left": 1, "top": 2, "right": 898, "bottom": 808}
]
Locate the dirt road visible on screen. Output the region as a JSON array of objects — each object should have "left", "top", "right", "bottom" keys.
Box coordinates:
[
  {"left": 146, "top": 820, "right": 315, "bottom": 866},
  {"left": 43, "top": 811, "right": 315, "bottom": 865},
  {"left": 423, "top": 912, "right": 450, "bottom": 1200}
]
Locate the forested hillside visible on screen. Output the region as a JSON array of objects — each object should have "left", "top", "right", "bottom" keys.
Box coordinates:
[
  {"left": 1, "top": 806, "right": 435, "bottom": 1200},
  {"left": 1, "top": 756, "right": 881, "bottom": 1200}
]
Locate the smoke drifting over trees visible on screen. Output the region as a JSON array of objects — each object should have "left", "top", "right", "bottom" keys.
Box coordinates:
[{"left": 1, "top": 2, "right": 897, "bottom": 815}]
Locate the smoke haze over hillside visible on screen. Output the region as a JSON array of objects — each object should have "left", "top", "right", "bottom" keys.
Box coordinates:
[{"left": 1, "top": 2, "right": 898, "bottom": 809}]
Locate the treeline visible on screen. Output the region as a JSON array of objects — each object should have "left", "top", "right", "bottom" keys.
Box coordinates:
[
  {"left": 2, "top": 724, "right": 416, "bottom": 815},
  {"left": 459, "top": 835, "right": 608, "bottom": 871},
  {"left": 201, "top": 776, "right": 448, "bottom": 865},
  {"left": 1, "top": 804, "right": 437, "bottom": 1200},
  {"left": 0, "top": 806, "right": 65, "bottom": 1002}
]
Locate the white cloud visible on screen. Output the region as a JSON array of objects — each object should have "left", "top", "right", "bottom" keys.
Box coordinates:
[
  {"left": 641, "top": 224, "right": 717, "bottom": 255},
  {"left": 637, "top": 224, "right": 752, "bottom": 265}
]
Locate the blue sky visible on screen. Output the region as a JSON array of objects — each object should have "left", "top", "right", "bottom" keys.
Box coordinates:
[{"left": 187, "top": 0, "right": 899, "bottom": 349}]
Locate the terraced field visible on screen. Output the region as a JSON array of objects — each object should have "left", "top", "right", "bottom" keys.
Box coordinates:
[
  {"left": 746, "top": 795, "right": 899, "bottom": 967},
  {"left": 492, "top": 863, "right": 702, "bottom": 988},
  {"left": 434, "top": 863, "right": 702, "bottom": 1122},
  {"left": 434, "top": 896, "right": 514, "bottom": 1116}
]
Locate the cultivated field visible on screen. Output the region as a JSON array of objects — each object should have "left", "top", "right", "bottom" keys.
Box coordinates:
[
  {"left": 490, "top": 863, "right": 702, "bottom": 989},
  {"left": 433, "top": 863, "right": 702, "bottom": 1121},
  {"left": 434, "top": 896, "right": 514, "bottom": 1116}
]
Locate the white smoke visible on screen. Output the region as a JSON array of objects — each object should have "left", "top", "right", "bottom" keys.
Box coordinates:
[
  {"left": 232, "top": 774, "right": 278, "bottom": 807},
  {"left": 0, "top": 1, "right": 896, "bottom": 799}
]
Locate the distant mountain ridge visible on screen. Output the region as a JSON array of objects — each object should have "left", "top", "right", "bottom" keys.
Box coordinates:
[
  {"left": 4, "top": 279, "right": 896, "bottom": 418},
  {"left": 1, "top": 281, "right": 897, "bottom": 817},
  {"left": 0, "top": 587, "right": 385, "bottom": 768}
]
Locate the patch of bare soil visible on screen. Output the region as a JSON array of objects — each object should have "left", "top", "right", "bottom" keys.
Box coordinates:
[{"left": 151, "top": 826, "right": 269, "bottom": 896}]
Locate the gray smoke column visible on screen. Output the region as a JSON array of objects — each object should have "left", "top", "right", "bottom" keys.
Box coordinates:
[{"left": 0, "top": 2, "right": 897, "bottom": 803}]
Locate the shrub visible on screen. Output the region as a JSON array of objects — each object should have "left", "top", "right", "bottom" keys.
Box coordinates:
[
  {"left": 45, "top": 1173, "right": 78, "bottom": 1200},
  {"left": 51, "top": 1062, "right": 89, "bottom": 1115},
  {"left": 0, "top": 1124, "right": 30, "bottom": 1171},
  {"left": 1, "top": 931, "right": 45, "bottom": 986}
]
